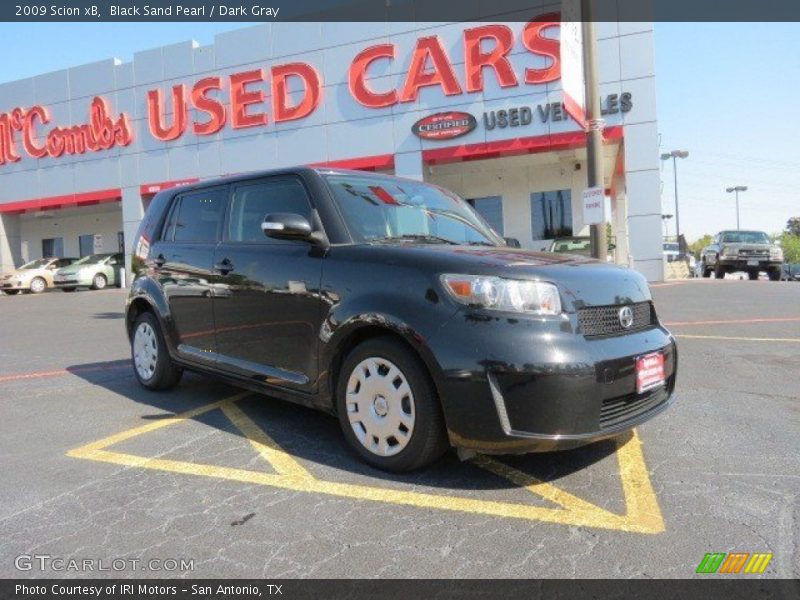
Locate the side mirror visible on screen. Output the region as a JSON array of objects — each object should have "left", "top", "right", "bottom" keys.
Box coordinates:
[
  {"left": 262, "top": 213, "right": 314, "bottom": 242},
  {"left": 504, "top": 237, "right": 521, "bottom": 248}
]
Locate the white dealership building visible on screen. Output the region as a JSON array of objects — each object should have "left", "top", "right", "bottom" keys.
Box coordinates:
[{"left": 0, "top": 16, "right": 663, "bottom": 280}]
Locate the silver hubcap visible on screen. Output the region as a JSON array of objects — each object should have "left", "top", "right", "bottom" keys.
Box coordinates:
[
  {"left": 133, "top": 322, "right": 158, "bottom": 381},
  {"left": 94, "top": 275, "right": 106, "bottom": 289},
  {"left": 346, "top": 357, "right": 415, "bottom": 457},
  {"left": 31, "top": 278, "right": 45, "bottom": 293}
]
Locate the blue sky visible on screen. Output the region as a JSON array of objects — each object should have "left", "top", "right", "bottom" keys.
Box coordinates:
[{"left": 0, "top": 22, "right": 797, "bottom": 242}]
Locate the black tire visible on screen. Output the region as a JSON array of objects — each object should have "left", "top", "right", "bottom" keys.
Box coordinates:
[
  {"left": 336, "top": 337, "right": 448, "bottom": 472},
  {"left": 768, "top": 268, "right": 782, "bottom": 282},
  {"left": 131, "top": 311, "right": 183, "bottom": 391},
  {"left": 61, "top": 287, "right": 76, "bottom": 292},
  {"left": 714, "top": 264, "right": 725, "bottom": 279},
  {"left": 91, "top": 273, "right": 107, "bottom": 290},
  {"left": 4, "top": 289, "right": 20, "bottom": 295},
  {"left": 702, "top": 265, "right": 712, "bottom": 278},
  {"left": 748, "top": 271, "right": 759, "bottom": 281}
]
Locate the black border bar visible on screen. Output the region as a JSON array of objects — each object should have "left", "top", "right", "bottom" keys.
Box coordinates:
[
  {"left": 2, "top": 580, "right": 800, "bottom": 600},
  {"left": 2, "top": 0, "right": 800, "bottom": 22}
]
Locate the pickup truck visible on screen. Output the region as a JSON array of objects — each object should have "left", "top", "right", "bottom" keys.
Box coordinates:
[{"left": 700, "top": 230, "right": 783, "bottom": 280}]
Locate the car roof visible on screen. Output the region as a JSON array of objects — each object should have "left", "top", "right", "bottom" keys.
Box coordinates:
[{"left": 158, "top": 166, "right": 428, "bottom": 198}]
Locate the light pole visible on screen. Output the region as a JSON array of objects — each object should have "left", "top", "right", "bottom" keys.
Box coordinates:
[
  {"left": 581, "top": 0, "right": 606, "bottom": 260},
  {"left": 725, "top": 186, "right": 748, "bottom": 230},
  {"left": 660, "top": 150, "right": 689, "bottom": 244}
]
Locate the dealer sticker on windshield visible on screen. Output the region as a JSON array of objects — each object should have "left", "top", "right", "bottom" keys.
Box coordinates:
[{"left": 636, "top": 352, "right": 665, "bottom": 394}]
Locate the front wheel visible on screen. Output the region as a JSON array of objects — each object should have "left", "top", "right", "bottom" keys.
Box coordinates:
[
  {"left": 91, "top": 273, "right": 107, "bottom": 290},
  {"left": 131, "top": 312, "right": 182, "bottom": 390},
  {"left": 714, "top": 265, "right": 726, "bottom": 279},
  {"left": 30, "top": 277, "right": 47, "bottom": 294},
  {"left": 768, "top": 268, "right": 782, "bottom": 282},
  {"left": 748, "top": 271, "right": 759, "bottom": 281},
  {"left": 336, "top": 337, "right": 448, "bottom": 472}
]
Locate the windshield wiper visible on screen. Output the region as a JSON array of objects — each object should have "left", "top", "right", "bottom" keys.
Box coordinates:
[
  {"left": 464, "top": 240, "right": 497, "bottom": 247},
  {"left": 370, "top": 234, "right": 459, "bottom": 245}
]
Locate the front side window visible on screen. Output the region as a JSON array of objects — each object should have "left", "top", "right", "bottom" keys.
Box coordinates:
[
  {"left": 228, "top": 178, "right": 313, "bottom": 242},
  {"left": 324, "top": 174, "right": 501, "bottom": 246},
  {"left": 166, "top": 188, "right": 226, "bottom": 243}
]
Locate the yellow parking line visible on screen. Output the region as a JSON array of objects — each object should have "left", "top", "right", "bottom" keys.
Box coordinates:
[
  {"left": 67, "top": 392, "right": 250, "bottom": 456},
  {"left": 675, "top": 334, "right": 800, "bottom": 343},
  {"left": 220, "top": 401, "right": 313, "bottom": 480},
  {"left": 67, "top": 394, "right": 665, "bottom": 534}
]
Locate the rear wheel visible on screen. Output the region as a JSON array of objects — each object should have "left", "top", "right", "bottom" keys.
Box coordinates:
[
  {"left": 4, "top": 289, "right": 20, "bottom": 295},
  {"left": 29, "top": 277, "right": 47, "bottom": 294},
  {"left": 91, "top": 273, "right": 107, "bottom": 290},
  {"left": 336, "top": 337, "right": 448, "bottom": 472},
  {"left": 131, "top": 311, "right": 182, "bottom": 390}
]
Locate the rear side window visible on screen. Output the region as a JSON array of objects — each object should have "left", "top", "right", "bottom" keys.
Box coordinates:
[
  {"left": 164, "top": 188, "right": 227, "bottom": 243},
  {"left": 228, "top": 178, "right": 312, "bottom": 242}
]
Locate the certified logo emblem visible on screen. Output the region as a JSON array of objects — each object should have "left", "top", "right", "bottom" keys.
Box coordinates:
[
  {"left": 411, "top": 111, "right": 477, "bottom": 140},
  {"left": 618, "top": 306, "right": 634, "bottom": 329}
]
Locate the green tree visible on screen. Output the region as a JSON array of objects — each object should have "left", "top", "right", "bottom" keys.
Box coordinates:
[
  {"left": 780, "top": 233, "right": 800, "bottom": 263},
  {"left": 786, "top": 217, "right": 800, "bottom": 236},
  {"left": 688, "top": 234, "right": 713, "bottom": 258}
]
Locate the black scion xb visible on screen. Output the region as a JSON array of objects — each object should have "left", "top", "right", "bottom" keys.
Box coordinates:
[{"left": 126, "top": 168, "right": 676, "bottom": 472}]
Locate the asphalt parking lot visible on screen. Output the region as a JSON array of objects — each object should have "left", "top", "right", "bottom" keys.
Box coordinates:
[{"left": 0, "top": 280, "right": 798, "bottom": 579}]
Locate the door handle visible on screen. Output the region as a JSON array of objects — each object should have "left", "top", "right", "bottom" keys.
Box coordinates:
[
  {"left": 214, "top": 258, "right": 235, "bottom": 274},
  {"left": 152, "top": 254, "right": 166, "bottom": 267}
]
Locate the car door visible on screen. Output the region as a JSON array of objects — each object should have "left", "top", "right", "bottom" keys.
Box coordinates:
[
  {"left": 149, "top": 186, "right": 228, "bottom": 367},
  {"left": 212, "top": 176, "right": 324, "bottom": 391}
]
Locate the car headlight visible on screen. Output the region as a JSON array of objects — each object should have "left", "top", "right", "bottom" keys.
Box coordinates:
[
  {"left": 440, "top": 274, "right": 562, "bottom": 315},
  {"left": 770, "top": 247, "right": 783, "bottom": 260},
  {"left": 721, "top": 246, "right": 737, "bottom": 256}
]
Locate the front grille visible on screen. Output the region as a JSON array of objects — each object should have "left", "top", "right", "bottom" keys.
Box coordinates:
[
  {"left": 737, "top": 249, "right": 769, "bottom": 259},
  {"left": 600, "top": 384, "right": 669, "bottom": 430},
  {"left": 577, "top": 301, "right": 656, "bottom": 338}
]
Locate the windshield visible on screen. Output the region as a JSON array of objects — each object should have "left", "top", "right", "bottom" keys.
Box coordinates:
[
  {"left": 74, "top": 254, "right": 111, "bottom": 265},
  {"left": 720, "top": 231, "right": 770, "bottom": 244},
  {"left": 19, "top": 258, "right": 51, "bottom": 270},
  {"left": 553, "top": 239, "right": 591, "bottom": 255},
  {"left": 323, "top": 173, "right": 502, "bottom": 246},
  {"left": 663, "top": 243, "right": 679, "bottom": 252}
]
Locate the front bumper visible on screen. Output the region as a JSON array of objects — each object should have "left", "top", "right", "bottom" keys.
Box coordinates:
[
  {"left": 718, "top": 258, "right": 782, "bottom": 270},
  {"left": 428, "top": 310, "right": 677, "bottom": 454},
  {"left": 53, "top": 275, "right": 90, "bottom": 287}
]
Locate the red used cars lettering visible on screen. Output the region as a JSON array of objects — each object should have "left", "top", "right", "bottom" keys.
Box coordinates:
[
  {"left": 522, "top": 13, "right": 561, "bottom": 84},
  {"left": 148, "top": 85, "right": 187, "bottom": 141},
  {"left": 399, "top": 36, "right": 462, "bottom": 102},
  {"left": 271, "top": 63, "right": 322, "bottom": 123},
  {"left": 191, "top": 76, "right": 226, "bottom": 135},
  {"left": 463, "top": 24, "right": 517, "bottom": 92},
  {"left": 230, "top": 69, "right": 268, "bottom": 129},
  {"left": 348, "top": 44, "right": 397, "bottom": 108}
]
